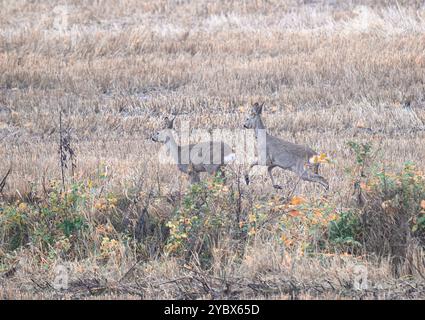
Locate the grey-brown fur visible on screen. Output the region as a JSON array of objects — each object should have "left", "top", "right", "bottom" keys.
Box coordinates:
[
  {"left": 243, "top": 103, "right": 329, "bottom": 190},
  {"left": 152, "top": 116, "right": 235, "bottom": 183}
]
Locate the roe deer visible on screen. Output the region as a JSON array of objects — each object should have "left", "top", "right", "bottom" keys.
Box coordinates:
[
  {"left": 151, "top": 116, "right": 236, "bottom": 183},
  {"left": 243, "top": 103, "right": 329, "bottom": 190}
]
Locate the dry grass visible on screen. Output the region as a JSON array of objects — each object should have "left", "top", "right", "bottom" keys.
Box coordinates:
[{"left": 1, "top": 0, "right": 425, "bottom": 299}]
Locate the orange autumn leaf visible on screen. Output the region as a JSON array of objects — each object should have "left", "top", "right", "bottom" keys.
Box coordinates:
[
  {"left": 280, "top": 234, "right": 294, "bottom": 247},
  {"left": 313, "top": 209, "right": 323, "bottom": 218},
  {"left": 281, "top": 235, "right": 293, "bottom": 247},
  {"left": 288, "top": 209, "right": 302, "bottom": 217},
  {"left": 319, "top": 153, "right": 329, "bottom": 161},
  {"left": 360, "top": 182, "right": 371, "bottom": 192},
  {"left": 328, "top": 213, "right": 338, "bottom": 221},
  {"left": 309, "top": 153, "right": 330, "bottom": 164},
  {"left": 289, "top": 196, "right": 305, "bottom": 206}
]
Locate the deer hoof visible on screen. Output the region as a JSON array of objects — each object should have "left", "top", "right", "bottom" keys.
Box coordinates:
[{"left": 244, "top": 174, "right": 250, "bottom": 185}]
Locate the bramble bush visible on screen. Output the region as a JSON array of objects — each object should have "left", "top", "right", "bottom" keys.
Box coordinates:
[
  {"left": 1, "top": 143, "right": 424, "bottom": 275},
  {"left": 328, "top": 210, "right": 362, "bottom": 251},
  {"left": 165, "top": 174, "right": 239, "bottom": 265},
  {"left": 343, "top": 141, "right": 425, "bottom": 273},
  {"left": 159, "top": 141, "right": 425, "bottom": 270},
  {"left": 165, "top": 176, "right": 341, "bottom": 263},
  {"left": 0, "top": 175, "right": 124, "bottom": 267}
]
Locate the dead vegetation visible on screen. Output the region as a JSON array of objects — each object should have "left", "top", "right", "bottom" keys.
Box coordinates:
[{"left": 1, "top": 0, "right": 425, "bottom": 299}]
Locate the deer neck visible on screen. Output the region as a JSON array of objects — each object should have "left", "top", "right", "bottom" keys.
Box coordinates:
[
  {"left": 164, "top": 132, "right": 180, "bottom": 164},
  {"left": 254, "top": 117, "right": 266, "bottom": 139}
]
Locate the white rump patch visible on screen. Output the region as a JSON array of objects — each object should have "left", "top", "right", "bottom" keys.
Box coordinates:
[{"left": 224, "top": 153, "right": 236, "bottom": 164}]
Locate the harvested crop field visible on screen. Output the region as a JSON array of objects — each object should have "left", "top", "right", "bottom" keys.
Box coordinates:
[{"left": 1, "top": 0, "right": 425, "bottom": 300}]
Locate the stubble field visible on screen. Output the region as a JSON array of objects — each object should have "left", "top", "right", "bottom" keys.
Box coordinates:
[{"left": 1, "top": 0, "right": 425, "bottom": 299}]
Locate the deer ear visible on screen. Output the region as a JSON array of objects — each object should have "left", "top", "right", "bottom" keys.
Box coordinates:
[
  {"left": 165, "top": 116, "right": 175, "bottom": 129},
  {"left": 251, "top": 103, "right": 258, "bottom": 114},
  {"left": 252, "top": 102, "right": 263, "bottom": 115}
]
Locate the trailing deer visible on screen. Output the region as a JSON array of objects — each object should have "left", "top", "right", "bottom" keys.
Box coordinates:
[
  {"left": 243, "top": 102, "right": 329, "bottom": 190},
  {"left": 151, "top": 116, "right": 235, "bottom": 183}
]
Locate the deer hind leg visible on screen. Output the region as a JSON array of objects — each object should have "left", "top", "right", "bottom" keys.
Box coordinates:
[
  {"left": 244, "top": 160, "right": 258, "bottom": 185},
  {"left": 189, "top": 172, "right": 200, "bottom": 184},
  {"left": 268, "top": 165, "right": 282, "bottom": 190}
]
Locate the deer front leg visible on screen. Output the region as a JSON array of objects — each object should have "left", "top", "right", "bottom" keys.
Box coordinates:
[
  {"left": 245, "top": 160, "right": 258, "bottom": 185},
  {"left": 268, "top": 165, "right": 282, "bottom": 190},
  {"left": 189, "top": 172, "right": 200, "bottom": 184},
  {"left": 300, "top": 170, "right": 329, "bottom": 191}
]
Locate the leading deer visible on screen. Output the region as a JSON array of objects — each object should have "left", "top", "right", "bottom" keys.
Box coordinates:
[
  {"left": 151, "top": 116, "right": 235, "bottom": 183},
  {"left": 243, "top": 103, "right": 329, "bottom": 190}
]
